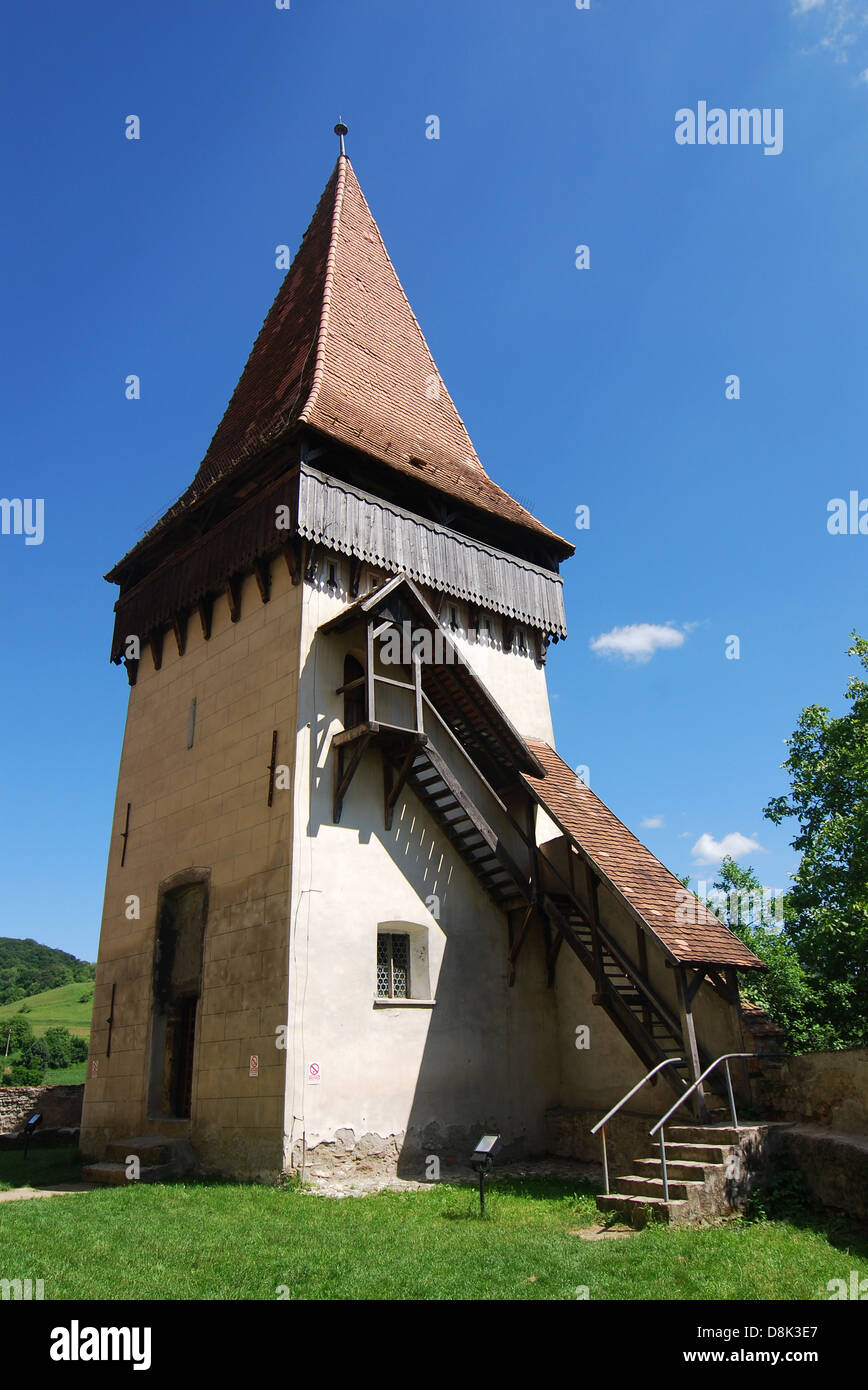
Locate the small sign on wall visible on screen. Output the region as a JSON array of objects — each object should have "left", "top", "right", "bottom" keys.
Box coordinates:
[
  {"left": 307, "top": 1062, "right": 321, "bottom": 1085},
  {"left": 90, "top": 1059, "right": 99, "bottom": 1078},
  {"left": 249, "top": 1055, "right": 259, "bottom": 1078}
]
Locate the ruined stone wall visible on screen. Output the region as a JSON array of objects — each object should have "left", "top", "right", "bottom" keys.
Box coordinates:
[
  {"left": 754, "top": 1048, "right": 868, "bottom": 1134},
  {"left": 0, "top": 1085, "right": 83, "bottom": 1134}
]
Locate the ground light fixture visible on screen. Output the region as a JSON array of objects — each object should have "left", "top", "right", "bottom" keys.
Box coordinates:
[
  {"left": 23, "top": 1112, "right": 42, "bottom": 1159},
  {"left": 470, "top": 1134, "right": 502, "bottom": 1215}
]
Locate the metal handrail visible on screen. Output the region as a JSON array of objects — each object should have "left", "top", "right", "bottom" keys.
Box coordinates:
[
  {"left": 649, "top": 1052, "right": 753, "bottom": 1202},
  {"left": 589, "top": 1058, "right": 683, "bottom": 1195}
]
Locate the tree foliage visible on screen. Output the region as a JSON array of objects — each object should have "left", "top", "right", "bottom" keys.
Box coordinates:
[
  {"left": 763, "top": 632, "right": 868, "bottom": 1047},
  {"left": 0, "top": 938, "right": 95, "bottom": 1007}
]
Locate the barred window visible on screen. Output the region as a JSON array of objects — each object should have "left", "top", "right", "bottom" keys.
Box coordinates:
[{"left": 376, "top": 932, "right": 410, "bottom": 999}]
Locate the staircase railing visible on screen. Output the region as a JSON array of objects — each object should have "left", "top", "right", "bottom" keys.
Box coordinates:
[
  {"left": 590, "top": 1058, "right": 684, "bottom": 1195},
  {"left": 649, "top": 1052, "right": 753, "bottom": 1201}
]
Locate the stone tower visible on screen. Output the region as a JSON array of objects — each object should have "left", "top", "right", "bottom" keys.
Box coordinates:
[{"left": 81, "top": 147, "right": 761, "bottom": 1182}]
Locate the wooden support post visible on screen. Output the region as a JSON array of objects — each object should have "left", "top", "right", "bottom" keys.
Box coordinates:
[
  {"left": 150, "top": 629, "right": 163, "bottom": 671},
  {"left": 725, "top": 966, "right": 752, "bottom": 1103},
  {"left": 383, "top": 742, "right": 418, "bottom": 831},
  {"left": 349, "top": 557, "right": 362, "bottom": 598},
  {"left": 124, "top": 657, "right": 139, "bottom": 687},
  {"left": 333, "top": 730, "right": 373, "bottom": 823},
  {"left": 583, "top": 860, "right": 606, "bottom": 999},
  {"left": 365, "top": 620, "right": 375, "bottom": 723},
  {"left": 507, "top": 904, "right": 535, "bottom": 986},
  {"left": 677, "top": 966, "right": 708, "bottom": 1120},
  {"left": 413, "top": 653, "right": 423, "bottom": 733}
]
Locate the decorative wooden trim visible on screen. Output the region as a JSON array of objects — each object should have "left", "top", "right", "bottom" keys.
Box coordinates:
[
  {"left": 502, "top": 618, "right": 515, "bottom": 654},
  {"left": 198, "top": 596, "right": 213, "bottom": 641},
  {"left": 150, "top": 629, "right": 163, "bottom": 672},
  {"left": 226, "top": 574, "right": 243, "bottom": 624},
  {"left": 303, "top": 541, "right": 317, "bottom": 584},
  {"left": 253, "top": 556, "right": 271, "bottom": 604},
  {"left": 172, "top": 612, "right": 187, "bottom": 657},
  {"left": 282, "top": 538, "right": 302, "bottom": 586}
]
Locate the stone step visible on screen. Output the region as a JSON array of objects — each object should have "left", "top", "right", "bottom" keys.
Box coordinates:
[
  {"left": 666, "top": 1125, "right": 741, "bottom": 1144},
  {"left": 659, "top": 1142, "right": 731, "bottom": 1163},
  {"left": 596, "top": 1193, "right": 689, "bottom": 1225},
  {"left": 81, "top": 1161, "right": 178, "bottom": 1187},
  {"left": 632, "top": 1158, "right": 718, "bottom": 1181},
  {"left": 104, "top": 1137, "right": 178, "bottom": 1166},
  {"left": 612, "top": 1174, "right": 703, "bottom": 1200}
]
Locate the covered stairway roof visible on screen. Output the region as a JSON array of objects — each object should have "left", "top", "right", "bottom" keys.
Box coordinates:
[{"left": 522, "top": 741, "right": 764, "bottom": 970}]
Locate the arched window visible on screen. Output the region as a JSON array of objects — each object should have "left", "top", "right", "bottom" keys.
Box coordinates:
[{"left": 343, "top": 653, "right": 366, "bottom": 730}]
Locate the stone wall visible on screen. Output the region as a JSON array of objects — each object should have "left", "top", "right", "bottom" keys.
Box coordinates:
[
  {"left": 0, "top": 1084, "right": 84, "bottom": 1134},
  {"left": 753, "top": 1048, "right": 868, "bottom": 1134}
]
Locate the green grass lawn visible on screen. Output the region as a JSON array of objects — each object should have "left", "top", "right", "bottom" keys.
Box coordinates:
[
  {"left": 0, "top": 1152, "right": 864, "bottom": 1300},
  {"left": 0, "top": 1146, "right": 85, "bottom": 1192},
  {"left": 0, "top": 982, "right": 93, "bottom": 1038},
  {"left": 42, "top": 1060, "right": 87, "bottom": 1085}
]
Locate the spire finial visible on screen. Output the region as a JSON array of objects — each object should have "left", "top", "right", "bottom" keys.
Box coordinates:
[{"left": 334, "top": 119, "right": 348, "bottom": 157}]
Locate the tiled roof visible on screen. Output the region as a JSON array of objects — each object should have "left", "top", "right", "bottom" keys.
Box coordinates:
[
  {"left": 523, "top": 740, "right": 764, "bottom": 970},
  {"left": 111, "top": 156, "right": 570, "bottom": 575}
]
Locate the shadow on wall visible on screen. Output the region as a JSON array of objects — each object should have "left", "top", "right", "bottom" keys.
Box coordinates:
[{"left": 296, "top": 638, "right": 561, "bottom": 1176}]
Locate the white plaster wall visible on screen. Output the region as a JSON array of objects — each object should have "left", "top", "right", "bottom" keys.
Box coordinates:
[
  {"left": 283, "top": 560, "right": 562, "bottom": 1170},
  {"left": 450, "top": 631, "right": 555, "bottom": 744}
]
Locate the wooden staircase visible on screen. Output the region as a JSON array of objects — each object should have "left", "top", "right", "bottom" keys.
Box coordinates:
[
  {"left": 395, "top": 740, "right": 532, "bottom": 910},
  {"left": 541, "top": 891, "right": 705, "bottom": 1104}
]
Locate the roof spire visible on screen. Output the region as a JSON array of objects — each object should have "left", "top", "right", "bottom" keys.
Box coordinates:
[{"left": 334, "top": 119, "right": 348, "bottom": 158}]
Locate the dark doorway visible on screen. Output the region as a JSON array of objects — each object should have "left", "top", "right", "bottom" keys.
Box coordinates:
[{"left": 148, "top": 879, "right": 207, "bottom": 1119}]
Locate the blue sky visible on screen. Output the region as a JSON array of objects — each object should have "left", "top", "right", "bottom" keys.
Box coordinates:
[{"left": 1, "top": 0, "right": 865, "bottom": 961}]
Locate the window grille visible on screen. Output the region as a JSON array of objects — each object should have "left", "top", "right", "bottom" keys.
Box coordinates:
[{"left": 377, "top": 932, "right": 410, "bottom": 999}]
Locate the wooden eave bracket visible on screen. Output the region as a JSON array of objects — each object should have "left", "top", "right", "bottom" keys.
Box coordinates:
[
  {"left": 333, "top": 729, "right": 373, "bottom": 823},
  {"left": 383, "top": 740, "right": 421, "bottom": 832},
  {"left": 507, "top": 903, "right": 535, "bottom": 986}
]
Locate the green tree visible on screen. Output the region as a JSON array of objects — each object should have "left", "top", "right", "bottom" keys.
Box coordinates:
[
  {"left": 42, "top": 1026, "right": 74, "bottom": 1069},
  {"left": 764, "top": 632, "right": 868, "bottom": 1046}
]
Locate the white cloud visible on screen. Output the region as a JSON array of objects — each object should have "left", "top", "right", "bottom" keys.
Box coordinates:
[
  {"left": 678, "top": 831, "right": 692, "bottom": 839},
  {"left": 589, "top": 623, "right": 686, "bottom": 664},
  {"left": 793, "top": 0, "right": 868, "bottom": 66},
  {"left": 641, "top": 815, "right": 664, "bottom": 829},
  {"left": 691, "top": 832, "right": 765, "bottom": 865}
]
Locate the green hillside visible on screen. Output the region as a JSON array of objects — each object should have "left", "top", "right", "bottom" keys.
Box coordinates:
[
  {"left": 0, "top": 937, "right": 95, "bottom": 1006},
  {"left": 0, "top": 981, "right": 94, "bottom": 1040}
]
